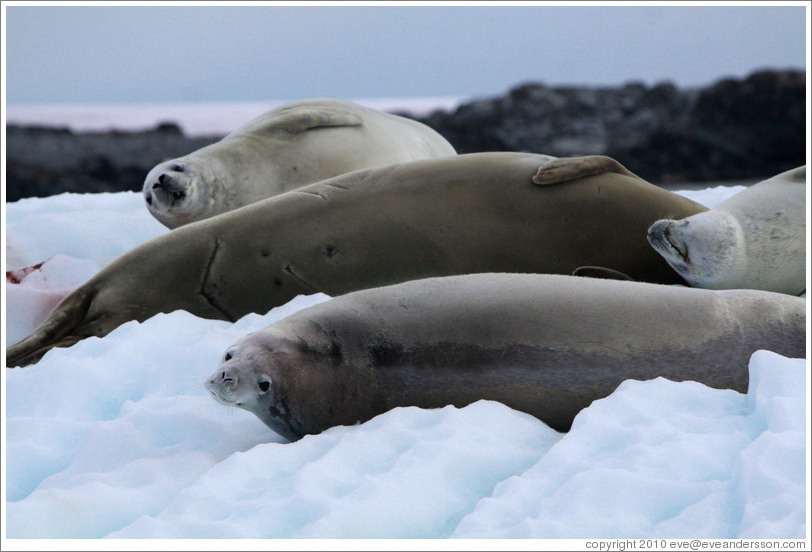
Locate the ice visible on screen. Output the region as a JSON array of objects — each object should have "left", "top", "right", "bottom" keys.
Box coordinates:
[
  {"left": 5, "top": 191, "right": 166, "bottom": 270},
  {"left": 2, "top": 113, "right": 808, "bottom": 543},
  {"left": 451, "top": 352, "right": 807, "bottom": 539},
  {"left": 3, "top": 298, "right": 806, "bottom": 539}
]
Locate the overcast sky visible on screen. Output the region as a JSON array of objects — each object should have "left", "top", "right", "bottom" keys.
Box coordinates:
[{"left": 3, "top": 2, "right": 808, "bottom": 105}]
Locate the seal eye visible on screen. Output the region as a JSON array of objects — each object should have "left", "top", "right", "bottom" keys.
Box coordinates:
[
  {"left": 258, "top": 379, "right": 271, "bottom": 393},
  {"left": 224, "top": 351, "right": 233, "bottom": 362},
  {"left": 171, "top": 164, "right": 185, "bottom": 172}
]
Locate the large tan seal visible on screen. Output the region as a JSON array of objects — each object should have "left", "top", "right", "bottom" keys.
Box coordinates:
[
  {"left": 143, "top": 98, "right": 457, "bottom": 228},
  {"left": 7, "top": 153, "right": 706, "bottom": 367},
  {"left": 204, "top": 273, "right": 806, "bottom": 441},
  {"left": 647, "top": 166, "right": 806, "bottom": 295}
]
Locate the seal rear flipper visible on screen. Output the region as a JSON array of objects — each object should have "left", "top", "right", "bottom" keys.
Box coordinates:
[
  {"left": 572, "top": 266, "right": 636, "bottom": 281},
  {"left": 6, "top": 288, "right": 95, "bottom": 367},
  {"left": 257, "top": 106, "right": 364, "bottom": 136},
  {"left": 532, "top": 155, "right": 639, "bottom": 185}
]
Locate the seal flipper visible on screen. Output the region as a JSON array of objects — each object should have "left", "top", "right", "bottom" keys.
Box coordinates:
[
  {"left": 532, "top": 155, "right": 639, "bottom": 185},
  {"left": 6, "top": 287, "right": 95, "bottom": 367},
  {"left": 253, "top": 106, "right": 364, "bottom": 136},
  {"left": 573, "top": 266, "right": 636, "bottom": 281}
]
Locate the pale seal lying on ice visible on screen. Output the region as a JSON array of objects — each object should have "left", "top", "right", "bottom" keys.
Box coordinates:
[
  {"left": 143, "top": 98, "right": 457, "bottom": 228},
  {"left": 205, "top": 273, "right": 806, "bottom": 441},
  {"left": 647, "top": 166, "right": 806, "bottom": 295}
]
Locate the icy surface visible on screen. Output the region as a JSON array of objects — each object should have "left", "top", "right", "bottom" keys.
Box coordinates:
[
  {"left": 3, "top": 180, "right": 808, "bottom": 541},
  {"left": 5, "top": 191, "right": 167, "bottom": 270}
]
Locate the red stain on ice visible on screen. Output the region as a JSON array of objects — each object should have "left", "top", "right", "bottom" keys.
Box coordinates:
[{"left": 6, "top": 262, "right": 45, "bottom": 284}]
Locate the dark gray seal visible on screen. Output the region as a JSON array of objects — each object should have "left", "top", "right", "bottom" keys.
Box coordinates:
[
  {"left": 7, "top": 153, "right": 705, "bottom": 367},
  {"left": 205, "top": 273, "right": 806, "bottom": 441}
]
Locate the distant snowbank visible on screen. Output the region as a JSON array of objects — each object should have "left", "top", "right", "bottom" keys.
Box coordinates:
[{"left": 5, "top": 97, "right": 465, "bottom": 137}]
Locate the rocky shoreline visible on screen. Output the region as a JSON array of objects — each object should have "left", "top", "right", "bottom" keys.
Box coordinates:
[{"left": 6, "top": 69, "right": 805, "bottom": 202}]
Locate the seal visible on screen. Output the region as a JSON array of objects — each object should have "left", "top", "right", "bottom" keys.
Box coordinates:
[
  {"left": 204, "top": 273, "right": 806, "bottom": 441},
  {"left": 647, "top": 166, "right": 806, "bottom": 295},
  {"left": 143, "top": 98, "right": 457, "bottom": 228},
  {"left": 7, "top": 153, "right": 706, "bottom": 367}
]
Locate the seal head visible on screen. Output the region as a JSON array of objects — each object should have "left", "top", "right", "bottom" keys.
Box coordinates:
[
  {"left": 140, "top": 99, "right": 457, "bottom": 229},
  {"left": 646, "top": 165, "right": 806, "bottom": 295},
  {"left": 143, "top": 160, "right": 221, "bottom": 227},
  {"left": 205, "top": 334, "right": 304, "bottom": 441},
  {"left": 647, "top": 212, "right": 745, "bottom": 289}
]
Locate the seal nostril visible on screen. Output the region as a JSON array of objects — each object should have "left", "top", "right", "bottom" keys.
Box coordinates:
[
  {"left": 146, "top": 195, "right": 153, "bottom": 206},
  {"left": 158, "top": 174, "right": 166, "bottom": 185}
]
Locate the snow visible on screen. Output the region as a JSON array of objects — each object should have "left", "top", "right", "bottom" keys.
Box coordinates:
[
  {"left": 4, "top": 192, "right": 169, "bottom": 346},
  {"left": 3, "top": 183, "right": 807, "bottom": 544},
  {"left": 2, "top": 103, "right": 809, "bottom": 546},
  {"left": 453, "top": 350, "right": 806, "bottom": 539}
]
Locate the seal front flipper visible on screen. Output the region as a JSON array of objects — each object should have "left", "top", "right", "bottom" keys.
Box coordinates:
[
  {"left": 257, "top": 106, "right": 364, "bottom": 136},
  {"left": 572, "top": 266, "right": 636, "bottom": 281},
  {"left": 6, "top": 287, "right": 96, "bottom": 367},
  {"left": 532, "top": 155, "right": 639, "bottom": 185}
]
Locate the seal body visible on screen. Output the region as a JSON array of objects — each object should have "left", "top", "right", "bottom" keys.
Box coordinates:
[
  {"left": 143, "top": 99, "right": 457, "bottom": 228},
  {"left": 7, "top": 153, "right": 706, "bottom": 367},
  {"left": 205, "top": 273, "right": 806, "bottom": 441},
  {"left": 647, "top": 166, "right": 806, "bottom": 295}
]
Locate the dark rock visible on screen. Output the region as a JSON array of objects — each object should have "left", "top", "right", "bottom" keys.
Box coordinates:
[
  {"left": 5, "top": 124, "right": 220, "bottom": 201},
  {"left": 5, "top": 69, "right": 805, "bottom": 201},
  {"left": 407, "top": 69, "right": 804, "bottom": 185}
]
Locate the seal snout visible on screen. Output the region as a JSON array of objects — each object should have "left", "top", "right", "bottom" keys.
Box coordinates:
[
  {"left": 144, "top": 164, "right": 188, "bottom": 208},
  {"left": 648, "top": 220, "right": 686, "bottom": 258},
  {"left": 204, "top": 362, "right": 273, "bottom": 408},
  {"left": 205, "top": 368, "right": 239, "bottom": 404},
  {"left": 153, "top": 174, "right": 186, "bottom": 199},
  {"left": 648, "top": 219, "right": 697, "bottom": 279},
  {"left": 647, "top": 219, "right": 669, "bottom": 243}
]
